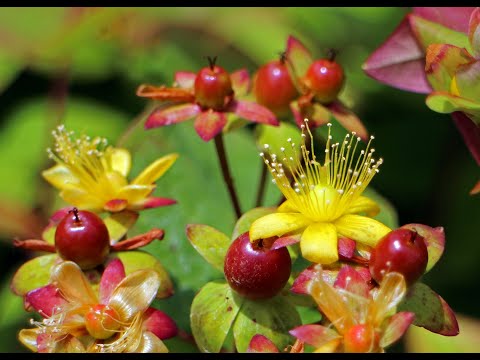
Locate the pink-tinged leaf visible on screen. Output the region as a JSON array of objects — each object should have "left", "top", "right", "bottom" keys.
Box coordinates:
[
  {"left": 289, "top": 324, "right": 340, "bottom": 348},
  {"left": 231, "top": 68, "right": 251, "bottom": 97},
  {"left": 230, "top": 100, "right": 279, "bottom": 126},
  {"left": 468, "top": 8, "right": 480, "bottom": 57},
  {"left": 111, "top": 228, "right": 164, "bottom": 252},
  {"left": 291, "top": 265, "right": 318, "bottom": 295},
  {"left": 174, "top": 71, "right": 196, "bottom": 89},
  {"left": 194, "top": 110, "right": 227, "bottom": 142},
  {"left": 380, "top": 311, "right": 415, "bottom": 348},
  {"left": 247, "top": 334, "right": 279, "bottom": 353},
  {"left": 451, "top": 111, "right": 480, "bottom": 165},
  {"left": 290, "top": 100, "right": 330, "bottom": 129},
  {"left": 363, "top": 16, "right": 432, "bottom": 94},
  {"left": 271, "top": 234, "right": 301, "bottom": 250},
  {"left": 470, "top": 179, "right": 480, "bottom": 195},
  {"left": 144, "top": 103, "right": 202, "bottom": 129},
  {"left": 453, "top": 60, "right": 480, "bottom": 101},
  {"left": 414, "top": 7, "right": 475, "bottom": 33},
  {"left": 328, "top": 101, "right": 368, "bottom": 142},
  {"left": 400, "top": 224, "right": 445, "bottom": 272},
  {"left": 285, "top": 35, "right": 313, "bottom": 88},
  {"left": 426, "top": 92, "right": 480, "bottom": 124},
  {"left": 333, "top": 265, "right": 369, "bottom": 298},
  {"left": 24, "top": 284, "right": 66, "bottom": 317},
  {"left": 104, "top": 199, "right": 128, "bottom": 213},
  {"left": 136, "top": 84, "right": 195, "bottom": 102},
  {"left": 143, "top": 308, "right": 178, "bottom": 340},
  {"left": 99, "top": 258, "right": 125, "bottom": 304},
  {"left": 13, "top": 239, "right": 56, "bottom": 253},
  {"left": 42, "top": 207, "right": 71, "bottom": 244},
  {"left": 425, "top": 44, "right": 474, "bottom": 92},
  {"left": 138, "top": 197, "right": 177, "bottom": 210},
  {"left": 398, "top": 282, "right": 459, "bottom": 336},
  {"left": 338, "top": 237, "right": 356, "bottom": 259},
  {"left": 11, "top": 254, "right": 60, "bottom": 296}
]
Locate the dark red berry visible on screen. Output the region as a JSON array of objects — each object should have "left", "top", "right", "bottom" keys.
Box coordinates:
[
  {"left": 369, "top": 228, "right": 428, "bottom": 286},
  {"left": 224, "top": 232, "right": 291, "bottom": 300},
  {"left": 55, "top": 208, "right": 110, "bottom": 270},
  {"left": 253, "top": 54, "right": 298, "bottom": 116},
  {"left": 303, "top": 52, "right": 344, "bottom": 104},
  {"left": 194, "top": 56, "right": 233, "bottom": 111}
]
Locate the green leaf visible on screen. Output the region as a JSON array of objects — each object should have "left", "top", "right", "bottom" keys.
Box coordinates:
[
  {"left": 401, "top": 223, "right": 445, "bottom": 272},
  {"left": 410, "top": 14, "right": 471, "bottom": 53},
  {"left": 425, "top": 92, "right": 480, "bottom": 124},
  {"left": 104, "top": 211, "right": 139, "bottom": 244},
  {"left": 111, "top": 250, "right": 173, "bottom": 299},
  {"left": 231, "top": 207, "right": 277, "bottom": 241},
  {"left": 10, "top": 254, "right": 58, "bottom": 296},
  {"left": 186, "top": 224, "right": 231, "bottom": 273},
  {"left": 398, "top": 282, "right": 459, "bottom": 336},
  {"left": 453, "top": 60, "right": 480, "bottom": 102},
  {"left": 190, "top": 280, "right": 243, "bottom": 353},
  {"left": 363, "top": 187, "right": 399, "bottom": 229},
  {"left": 232, "top": 294, "right": 301, "bottom": 353}
]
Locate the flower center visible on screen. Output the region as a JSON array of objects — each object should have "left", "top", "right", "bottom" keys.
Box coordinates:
[
  {"left": 260, "top": 120, "right": 383, "bottom": 222},
  {"left": 85, "top": 304, "right": 121, "bottom": 340}
]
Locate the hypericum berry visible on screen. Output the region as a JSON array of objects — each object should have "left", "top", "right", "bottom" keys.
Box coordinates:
[
  {"left": 54, "top": 208, "right": 110, "bottom": 270},
  {"left": 85, "top": 304, "right": 121, "bottom": 339},
  {"left": 369, "top": 228, "right": 428, "bottom": 286},
  {"left": 253, "top": 52, "right": 298, "bottom": 116},
  {"left": 224, "top": 232, "right": 291, "bottom": 300},
  {"left": 343, "top": 324, "right": 378, "bottom": 353},
  {"left": 303, "top": 49, "right": 345, "bottom": 104},
  {"left": 194, "top": 56, "right": 233, "bottom": 111}
]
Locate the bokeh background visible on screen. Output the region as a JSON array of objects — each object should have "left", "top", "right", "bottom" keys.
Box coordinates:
[{"left": 0, "top": 7, "right": 478, "bottom": 352}]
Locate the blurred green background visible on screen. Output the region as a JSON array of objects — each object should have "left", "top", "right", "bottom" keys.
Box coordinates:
[{"left": 0, "top": 7, "right": 478, "bottom": 353}]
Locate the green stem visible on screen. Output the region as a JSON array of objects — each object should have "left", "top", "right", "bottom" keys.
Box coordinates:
[
  {"left": 214, "top": 133, "right": 242, "bottom": 219},
  {"left": 254, "top": 158, "right": 267, "bottom": 207}
]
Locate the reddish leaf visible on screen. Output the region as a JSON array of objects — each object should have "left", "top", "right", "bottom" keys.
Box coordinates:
[
  {"left": 231, "top": 68, "right": 251, "bottom": 97},
  {"left": 230, "top": 100, "right": 279, "bottom": 126},
  {"left": 468, "top": 8, "right": 480, "bottom": 57},
  {"left": 328, "top": 101, "right": 368, "bottom": 141},
  {"left": 111, "top": 228, "right": 164, "bottom": 251},
  {"left": 99, "top": 258, "right": 126, "bottom": 304},
  {"left": 363, "top": 15, "right": 432, "bottom": 94},
  {"left": 291, "top": 265, "right": 318, "bottom": 295},
  {"left": 174, "top": 71, "right": 196, "bottom": 89},
  {"left": 380, "top": 311, "right": 415, "bottom": 348},
  {"left": 143, "top": 308, "right": 178, "bottom": 340},
  {"left": 271, "top": 235, "right": 300, "bottom": 250},
  {"left": 193, "top": 110, "right": 227, "bottom": 142},
  {"left": 333, "top": 265, "right": 369, "bottom": 298},
  {"left": 289, "top": 324, "right": 340, "bottom": 348},
  {"left": 144, "top": 103, "right": 202, "bottom": 129},
  {"left": 104, "top": 199, "right": 128, "bottom": 212},
  {"left": 451, "top": 111, "right": 480, "bottom": 165},
  {"left": 338, "top": 237, "right": 356, "bottom": 259},
  {"left": 24, "top": 284, "right": 66, "bottom": 317},
  {"left": 13, "top": 239, "right": 56, "bottom": 253},
  {"left": 247, "top": 334, "right": 279, "bottom": 353},
  {"left": 139, "top": 197, "right": 177, "bottom": 210},
  {"left": 136, "top": 84, "right": 194, "bottom": 102},
  {"left": 470, "top": 179, "right": 480, "bottom": 195},
  {"left": 285, "top": 35, "right": 313, "bottom": 90},
  {"left": 290, "top": 100, "right": 330, "bottom": 129},
  {"left": 413, "top": 7, "right": 475, "bottom": 33}
]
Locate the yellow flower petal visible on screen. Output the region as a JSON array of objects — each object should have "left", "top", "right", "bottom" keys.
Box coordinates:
[
  {"left": 109, "top": 148, "right": 131, "bottom": 177},
  {"left": 60, "top": 187, "right": 105, "bottom": 212},
  {"left": 369, "top": 272, "right": 406, "bottom": 326},
  {"left": 105, "top": 171, "right": 129, "bottom": 193},
  {"left": 42, "top": 164, "right": 79, "bottom": 190},
  {"left": 277, "top": 199, "right": 297, "bottom": 213},
  {"left": 249, "top": 212, "right": 311, "bottom": 241},
  {"left": 300, "top": 222, "right": 338, "bottom": 264},
  {"left": 18, "top": 329, "right": 40, "bottom": 352},
  {"left": 334, "top": 214, "right": 391, "bottom": 247},
  {"left": 109, "top": 269, "right": 160, "bottom": 322},
  {"left": 314, "top": 338, "right": 342, "bottom": 353},
  {"left": 50, "top": 261, "right": 98, "bottom": 305},
  {"left": 134, "top": 332, "right": 169, "bottom": 353},
  {"left": 345, "top": 196, "right": 380, "bottom": 217},
  {"left": 116, "top": 184, "right": 156, "bottom": 205},
  {"left": 132, "top": 153, "right": 179, "bottom": 186}
]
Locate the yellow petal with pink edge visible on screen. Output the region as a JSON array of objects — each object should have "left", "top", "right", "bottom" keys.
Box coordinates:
[
  {"left": 249, "top": 212, "right": 311, "bottom": 241},
  {"left": 132, "top": 153, "right": 178, "bottom": 185},
  {"left": 116, "top": 184, "right": 155, "bottom": 204},
  {"left": 345, "top": 196, "right": 380, "bottom": 217},
  {"left": 335, "top": 214, "right": 391, "bottom": 247},
  {"left": 50, "top": 261, "right": 98, "bottom": 305},
  {"left": 300, "top": 222, "right": 338, "bottom": 264},
  {"left": 42, "top": 164, "right": 79, "bottom": 190},
  {"left": 109, "top": 148, "right": 131, "bottom": 177}
]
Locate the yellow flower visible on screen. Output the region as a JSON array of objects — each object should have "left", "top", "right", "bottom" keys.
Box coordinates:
[
  {"left": 42, "top": 125, "right": 178, "bottom": 213},
  {"left": 249, "top": 120, "right": 391, "bottom": 264}
]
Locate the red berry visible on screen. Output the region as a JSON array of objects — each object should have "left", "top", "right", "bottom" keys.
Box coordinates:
[
  {"left": 85, "top": 304, "right": 121, "bottom": 339},
  {"left": 369, "top": 228, "right": 428, "bottom": 286},
  {"left": 253, "top": 55, "right": 297, "bottom": 116},
  {"left": 194, "top": 57, "right": 233, "bottom": 111},
  {"left": 303, "top": 56, "right": 344, "bottom": 104},
  {"left": 55, "top": 208, "right": 110, "bottom": 270},
  {"left": 343, "top": 324, "right": 378, "bottom": 353},
  {"left": 224, "top": 232, "right": 291, "bottom": 300}
]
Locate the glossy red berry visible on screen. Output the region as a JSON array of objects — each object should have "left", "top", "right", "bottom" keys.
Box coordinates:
[
  {"left": 224, "top": 232, "right": 291, "bottom": 300},
  {"left": 194, "top": 56, "right": 233, "bottom": 111},
  {"left": 55, "top": 208, "right": 110, "bottom": 270},
  {"left": 253, "top": 53, "right": 297, "bottom": 116},
  {"left": 303, "top": 51, "right": 345, "bottom": 104},
  {"left": 343, "top": 324, "right": 378, "bottom": 353},
  {"left": 369, "top": 228, "right": 428, "bottom": 286}
]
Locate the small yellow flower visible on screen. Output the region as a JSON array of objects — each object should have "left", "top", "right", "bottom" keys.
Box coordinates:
[
  {"left": 42, "top": 125, "right": 178, "bottom": 213},
  {"left": 249, "top": 120, "right": 391, "bottom": 264}
]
